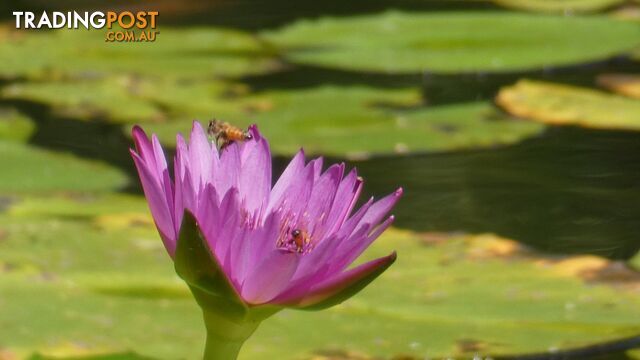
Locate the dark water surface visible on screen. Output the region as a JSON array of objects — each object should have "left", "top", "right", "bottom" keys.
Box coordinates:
[{"left": 352, "top": 126, "right": 640, "bottom": 260}]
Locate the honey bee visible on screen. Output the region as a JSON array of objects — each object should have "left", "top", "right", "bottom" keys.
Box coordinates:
[
  {"left": 207, "top": 119, "right": 252, "bottom": 150},
  {"left": 290, "top": 229, "right": 310, "bottom": 253}
]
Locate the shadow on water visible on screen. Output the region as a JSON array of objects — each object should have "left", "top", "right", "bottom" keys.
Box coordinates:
[
  {"left": 350, "top": 126, "right": 640, "bottom": 260},
  {"left": 241, "top": 58, "right": 640, "bottom": 105},
  {"left": 1, "top": 99, "right": 139, "bottom": 184}
]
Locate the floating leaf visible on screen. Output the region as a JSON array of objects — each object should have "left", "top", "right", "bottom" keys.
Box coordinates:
[
  {"left": 492, "top": 0, "right": 624, "bottom": 13},
  {"left": 262, "top": 11, "right": 640, "bottom": 74},
  {"left": 3, "top": 77, "right": 260, "bottom": 124},
  {"left": 2, "top": 78, "right": 163, "bottom": 123},
  {"left": 496, "top": 79, "right": 640, "bottom": 130},
  {"left": 0, "top": 141, "right": 128, "bottom": 193},
  {"left": 0, "top": 27, "right": 277, "bottom": 80},
  {"left": 597, "top": 73, "right": 640, "bottom": 99},
  {"left": 134, "top": 86, "right": 543, "bottom": 157},
  {"left": 0, "top": 107, "right": 35, "bottom": 142}
]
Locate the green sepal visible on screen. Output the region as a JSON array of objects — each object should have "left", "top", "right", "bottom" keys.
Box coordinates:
[
  {"left": 174, "top": 210, "right": 249, "bottom": 318},
  {"left": 174, "top": 211, "right": 282, "bottom": 359}
]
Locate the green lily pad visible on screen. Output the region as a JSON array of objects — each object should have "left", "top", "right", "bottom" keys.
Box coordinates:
[
  {"left": 29, "top": 353, "right": 153, "bottom": 360},
  {"left": 261, "top": 11, "right": 640, "bottom": 74},
  {"left": 2, "top": 78, "right": 163, "bottom": 123},
  {"left": 3, "top": 77, "right": 261, "bottom": 124},
  {"left": 496, "top": 79, "right": 640, "bottom": 130},
  {"left": 493, "top": 0, "right": 624, "bottom": 13},
  {"left": 0, "top": 27, "right": 277, "bottom": 80},
  {"left": 1, "top": 194, "right": 640, "bottom": 359},
  {"left": 135, "top": 86, "right": 544, "bottom": 158},
  {"left": 0, "top": 141, "right": 128, "bottom": 193},
  {"left": 0, "top": 107, "right": 35, "bottom": 142}
]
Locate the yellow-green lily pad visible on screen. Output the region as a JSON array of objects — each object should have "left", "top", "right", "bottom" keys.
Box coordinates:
[
  {"left": 496, "top": 79, "right": 640, "bottom": 130},
  {"left": 0, "top": 107, "right": 35, "bottom": 142},
  {"left": 1, "top": 195, "right": 640, "bottom": 359},
  {"left": 493, "top": 0, "right": 624, "bottom": 13},
  {"left": 261, "top": 11, "right": 640, "bottom": 74},
  {"left": 134, "top": 86, "right": 543, "bottom": 158},
  {"left": 0, "top": 141, "right": 128, "bottom": 193}
]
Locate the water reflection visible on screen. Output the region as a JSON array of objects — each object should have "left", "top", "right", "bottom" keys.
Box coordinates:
[{"left": 351, "top": 126, "right": 640, "bottom": 259}]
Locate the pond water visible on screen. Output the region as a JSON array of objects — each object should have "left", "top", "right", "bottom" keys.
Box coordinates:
[{"left": 355, "top": 126, "right": 640, "bottom": 260}]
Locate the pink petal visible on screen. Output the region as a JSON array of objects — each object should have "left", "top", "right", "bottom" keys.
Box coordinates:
[
  {"left": 130, "top": 149, "right": 176, "bottom": 255},
  {"left": 353, "top": 187, "right": 403, "bottom": 234},
  {"left": 325, "top": 169, "right": 363, "bottom": 236},
  {"left": 278, "top": 252, "right": 396, "bottom": 308},
  {"left": 305, "top": 164, "right": 343, "bottom": 239},
  {"left": 330, "top": 215, "right": 395, "bottom": 274},
  {"left": 196, "top": 184, "right": 220, "bottom": 251},
  {"left": 268, "top": 149, "right": 305, "bottom": 213},
  {"left": 188, "top": 121, "right": 214, "bottom": 190},
  {"left": 241, "top": 250, "right": 300, "bottom": 304},
  {"left": 216, "top": 141, "right": 241, "bottom": 197},
  {"left": 214, "top": 188, "right": 241, "bottom": 273},
  {"left": 131, "top": 126, "right": 156, "bottom": 169},
  {"left": 249, "top": 211, "right": 280, "bottom": 267},
  {"left": 238, "top": 125, "right": 272, "bottom": 217}
]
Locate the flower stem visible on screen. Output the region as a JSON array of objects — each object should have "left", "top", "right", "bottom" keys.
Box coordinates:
[{"left": 202, "top": 309, "right": 260, "bottom": 360}]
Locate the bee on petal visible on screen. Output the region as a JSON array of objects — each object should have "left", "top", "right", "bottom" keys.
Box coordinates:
[
  {"left": 207, "top": 119, "right": 253, "bottom": 150},
  {"left": 290, "top": 228, "right": 310, "bottom": 253}
]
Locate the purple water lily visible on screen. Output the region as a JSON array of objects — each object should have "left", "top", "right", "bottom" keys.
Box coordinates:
[{"left": 130, "top": 121, "right": 400, "bottom": 359}]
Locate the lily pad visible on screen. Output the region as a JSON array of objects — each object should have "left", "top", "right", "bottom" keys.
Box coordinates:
[
  {"left": 261, "top": 11, "right": 640, "bottom": 74},
  {"left": 2, "top": 78, "right": 163, "bottom": 123},
  {"left": 496, "top": 79, "right": 640, "bottom": 130},
  {"left": 1, "top": 195, "right": 640, "bottom": 359},
  {"left": 0, "top": 27, "right": 277, "bottom": 80},
  {"left": 135, "top": 86, "right": 544, "bottom": 158},
  {"left": 0, "top": 141, "right": 128, "bottom": 193},
  {"left": 597, "top": 73, "right": 640, "bottom": 99},
  {"left": 493, "top": 0, "right": 624, "bottom": 13},
  {"left": 0, "top": 107, "right": 35, "bottom": 142},
  {"left": 3, "top": 77, "right": 261, "bottom": 124}
]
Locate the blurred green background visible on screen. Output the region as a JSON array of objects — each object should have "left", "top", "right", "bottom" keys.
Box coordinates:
[{"left": 2, "top": 0, "right": 640, "bottom": 359}]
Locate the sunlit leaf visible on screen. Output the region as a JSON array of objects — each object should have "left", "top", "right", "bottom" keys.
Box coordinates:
[
  {"left": 496, "top": 79, "right": 640, "bottom": 130},
  {"left": 492, "top": 0, "right": 624, "bottom": 13},
  {"left": 597, "top": 73, "right": 640, "bottom": 99}
]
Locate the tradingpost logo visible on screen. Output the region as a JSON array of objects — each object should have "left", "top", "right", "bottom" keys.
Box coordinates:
[{"left": 12, "top": 11, "right": 160, "bottom": 42}]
